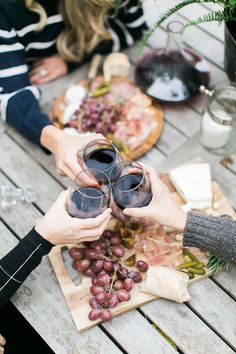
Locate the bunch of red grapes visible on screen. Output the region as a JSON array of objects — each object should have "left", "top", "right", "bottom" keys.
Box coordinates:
[
  {"left": 75, "top": 97, "right": 121, "bottom": 135},
  {"left": 69, "top": 229, "right": 148, "bottom": 322}
]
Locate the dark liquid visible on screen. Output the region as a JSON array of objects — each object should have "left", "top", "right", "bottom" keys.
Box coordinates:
[
  {"left": 85, "top": 148, "right": 121, "bottom": 181},
  {"left": 68, "top": 187, "right": 107, "bottom": 219},
  {"left": 135, "top": 48, "right": 210, "bottom": 103},
  {"left": 113, "top": 174, "right": 152, "bottom": 210}
]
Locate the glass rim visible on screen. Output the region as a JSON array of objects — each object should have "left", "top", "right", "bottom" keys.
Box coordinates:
[
  {"left": 167, "top": 20, "right": 184, "bottom": 34},
  {"left": 81, "top": 138, "right": 120, "bottom": 173},
  {"left": 72, "top": 169, "right": 111, "bottom": 199},
  {"left": 110, "top": 160, "right": 145, "bottom": 192}
]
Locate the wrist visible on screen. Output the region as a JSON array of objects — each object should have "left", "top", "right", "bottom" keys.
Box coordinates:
[
  {"left": 40, "top": 125, "right": 67, "bottom": 154},
  {"left": 172, "top": 210, "right": 187, "bottom": 231}
]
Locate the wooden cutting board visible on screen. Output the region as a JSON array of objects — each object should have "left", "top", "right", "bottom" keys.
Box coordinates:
[
  {"left": 49, "top": 180, "right": 235, "bottom": 332},
  {"left": 50, "top": 77, "right": 164, "bottom": 160}
]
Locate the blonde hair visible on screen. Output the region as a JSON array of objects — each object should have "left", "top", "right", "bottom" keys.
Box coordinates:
[{"left": 25, "top": 0, "right": 115, "bottom": 62}]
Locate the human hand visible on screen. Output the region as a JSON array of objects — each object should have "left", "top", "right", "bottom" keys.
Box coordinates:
[
  {"left": 0, "top": 333, "right": 6, "bottom": 350},
  {"left": 30, "top": 55, "right": 68, "bottom": 85},
  {"left": 123, "top": 164, "right": 187, "bottom": 230},
  {"left": 35, "top": 190, "right": 112, "bottom": 245},
  {"left": 40, "top": 125, "right": 105, "bottom": 181}
]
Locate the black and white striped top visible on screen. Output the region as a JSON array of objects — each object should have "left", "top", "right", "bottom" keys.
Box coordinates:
[
  {"left": 0, "top": 0, "right": 147, "bottom": 145},
  {"left": 0, "top": 228, "right": 53, "bottom": 308}
]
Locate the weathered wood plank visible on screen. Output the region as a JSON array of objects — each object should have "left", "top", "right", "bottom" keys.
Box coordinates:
[
  {"left": 0, "top": 222, "right": 121, "bottom": 354},
  {"left": 212, "top": 163, "right": 236, "bottom": 211},
  {"left": 6, "top": 127, "right": 71, "bottom": 189},
  {"left": 138, "top": 146, "right": 165, "bottom": 167},
  {"left": 212, "top": 265, "right": 236, "bottom": 299},
  {"left": 141, "top": 296, "right": 234, "bottom": 354},
  {"left": 164, "top": 105, "right": 201, "bottom": 138},
  {"left": 103, "top": 310, "right": 176, "bottom": 354},
  {"left": 0, "top": 133, "right": 63, "bottom": 212},
  {"left": 0, "top": 171, "right": 41, "bottom": 236},
  {"left": 178, "top": 4, "right": 224, "bottom": 42},
  {"left": 188, "top": 278, "right": 236, "bottom": 349},
  {"left": 156, "top": 122, "right": 188, "bottom": 156}
]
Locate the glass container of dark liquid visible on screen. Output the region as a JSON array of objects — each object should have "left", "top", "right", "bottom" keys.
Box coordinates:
[
  {"left": 135, "top": 21, "right": 210, "bottom": 103},
  {"left": 67, "top": 169, "right": 111, "bottom": 219}
]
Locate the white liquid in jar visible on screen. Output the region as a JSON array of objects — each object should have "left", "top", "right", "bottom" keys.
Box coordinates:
[{"left": 200, "top": 111, "right": 232, "bottom": 149}]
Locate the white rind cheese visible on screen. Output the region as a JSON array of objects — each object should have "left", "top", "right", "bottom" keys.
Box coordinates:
[{"left": 168, "top": 163, "right": 213, "bottom": 209}]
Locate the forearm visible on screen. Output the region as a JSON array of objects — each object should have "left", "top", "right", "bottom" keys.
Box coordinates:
[
  {"left": 40, "top": 125, "right": 67, "bottom": 153},
  {"left": 0, "top": 229, "right": 53, "bottom": 308},
  {"left": 183, "top": 212, "right": 236, "bottom": 263}
]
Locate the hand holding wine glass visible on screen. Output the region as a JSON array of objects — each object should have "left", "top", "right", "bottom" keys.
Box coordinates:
[
  {"left": 110, "top": 161, "right": 152, "bottom": 222},
  {"left": 67, "top": 169, "right": 111, "bottom": 219},
  {"left": 35, "top": 189, "right": 112, "bottom": 245},
  {"left": 40, "top": 126, "right": 105, "bottom": 182},
  {"left": 123, "top": 164, "right": 187, "bottom": 230}
]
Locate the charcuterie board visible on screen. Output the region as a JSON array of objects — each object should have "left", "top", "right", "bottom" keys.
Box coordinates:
[
  {"left": 50, "top": 76, "right": 163, "bottom": 160},
  {"left": 49, "top": 176, "right": 235, "bottom": 332}
]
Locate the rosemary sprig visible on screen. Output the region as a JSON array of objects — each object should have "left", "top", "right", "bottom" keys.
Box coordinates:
[{"left": 207, "top": 254, "right": 230, "bottom": 273}]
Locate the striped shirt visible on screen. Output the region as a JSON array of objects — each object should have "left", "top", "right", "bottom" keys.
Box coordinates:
[
  {"left": 0, "top": 0, "right": 147, "bottom": 145},
  {"left": 0, "top": 228, "right": 53, "bottom": 308}
]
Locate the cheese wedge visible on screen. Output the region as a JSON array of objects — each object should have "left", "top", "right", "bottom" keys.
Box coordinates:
[{"left": 168, "top": 163, "right": 212, "bottom": 209}]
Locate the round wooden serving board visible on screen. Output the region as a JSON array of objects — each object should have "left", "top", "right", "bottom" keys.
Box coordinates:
[{"left": 50, "top": 77, "right": 163, "bottom": 160}]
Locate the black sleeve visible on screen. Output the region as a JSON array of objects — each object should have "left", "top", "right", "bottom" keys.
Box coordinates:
[{"left": 0, "top": 229, "right": 54, "bottom": 308}]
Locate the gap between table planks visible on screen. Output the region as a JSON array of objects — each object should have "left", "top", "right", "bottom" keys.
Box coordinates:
[{"left": 49, "top": 178, "right": 235, "bottom": 333}]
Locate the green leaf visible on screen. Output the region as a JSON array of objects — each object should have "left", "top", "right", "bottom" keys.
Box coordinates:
[{"left": 207, "top": 254, "right": 230, "bottom": 273}]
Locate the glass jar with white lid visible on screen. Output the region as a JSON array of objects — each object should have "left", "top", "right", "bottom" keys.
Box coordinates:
[{"left": 200, "top": 82, "right": 236, "bottom": 152}]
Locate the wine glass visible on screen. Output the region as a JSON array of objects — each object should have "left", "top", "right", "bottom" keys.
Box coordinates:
[
  {"left": 66, "top": 169, "right": 111, "bottom": 219},
  {"left": 78, "top": 139, "right": 123, "bottom": 183},
  {"left": 109, "top": 161, "right": 153, "bottom": 223}
]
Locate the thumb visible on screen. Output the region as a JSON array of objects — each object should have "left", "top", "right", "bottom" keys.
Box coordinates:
[
  {"left": 55, "top": 189, "right": 69, "bottom": 208},
  {"left": 123, "top": 207, "right": 146, "bottom": 218}
]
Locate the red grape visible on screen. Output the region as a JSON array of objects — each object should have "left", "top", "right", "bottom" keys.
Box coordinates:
[
  {"left": 91, "top": 260, "right": 104, "bottom": 273},
  {"left": 88, "top": 309, "right": 101, "bottom": 321},
  {"left": 118, "top": 267, "right": 129, "bottom": 280},
  {"left": 89, "top": 297, "right": 100, "bottom": 309},
  {"left": 136, "top": 260, "right": 148, "bottom": 272},
  {"left": 90, "top": 285, "right": 104, "bottom": 296},
  {"left": 95, "top": 291, "right": 108, "bottom": 305},
  {"left": 110, "top": 235, "right": 122, "bottom": 245},
  {"left": 112, "top": 245, "right": 125, "bottom": 258},
  {"left": 116, "top": 289, "right": 131, "bottom": 302},
  {"left": 102, "top": 230, "right": 115, "bottom": 239},
  {"left": 92, "top": 276, "right": 99, "bottom": 286},
  {"left": 107, "top": 293, "right": 119, "bottom": 308},
  {"left": 128, "top": 271, "right": 142, "bottom": 283},
  {"left": 123, "top": 278, "right": 134, "bottom": 291},
  {"left": 103, "top": 260, "right": 114, "bottom": 272},
  {"left": 113, "top": 280, "right": 124, "bottom": 290},
  {"left": 100, "top": 309, "right": 112, "bottom": 322},
  {"left": 83, "top": 267, "right": 95, "bottom": 278},
  {"left": 69, "top": 247, "right": 85, "bottom": 260},
  {"left": 72, "top": 259, "right": 90, "bottom": 272},
  {"left": 97, "top": 273, "right": 110, "bottom": 287},
  {"left": 85, "top": 249, "right": 98, "bottom": 260}
]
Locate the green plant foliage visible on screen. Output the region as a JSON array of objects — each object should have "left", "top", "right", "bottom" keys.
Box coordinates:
[
  {"left": 207, "top": 254, "right": 230, "bottom": 273},
  {"left": 140, "top": 0, "right": 236, "bottom": 49}
]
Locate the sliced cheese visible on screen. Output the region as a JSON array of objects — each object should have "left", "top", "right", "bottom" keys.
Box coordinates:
[{"left": 168, "top": 163, "right": 212, "bottom": 209}]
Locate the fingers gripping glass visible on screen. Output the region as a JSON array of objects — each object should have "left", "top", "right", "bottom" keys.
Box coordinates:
[
  {"left": 109, "top": 161, "right": 152, "bottom": 222},
  {"left": 67, "top": 169, "right": 111, "bottom": 219}
]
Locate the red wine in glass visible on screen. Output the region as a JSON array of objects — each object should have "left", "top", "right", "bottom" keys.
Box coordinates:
[
  {"left": 82, "top": 139, "right": 123, "bottom": 183},
  {"left": 109, "top": 161, "right": 152, "bottom": 223},
  {"left": 68, "top": 187, "right": 108, "bottom": 218},
  {"left": 112, "top": 174, "right": 152, "bottom": 210},
  {"left": 67, "top": 169, "right": 110, "bottom": 219}
]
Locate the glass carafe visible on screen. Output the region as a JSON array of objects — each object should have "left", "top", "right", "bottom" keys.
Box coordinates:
[{"left": 135, "top": 21, "right": 210, "bottom": 103}]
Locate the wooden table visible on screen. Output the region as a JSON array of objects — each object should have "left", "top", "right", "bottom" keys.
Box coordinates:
[{"left": 0, "top": 1, "right": 236, "bottom": 353}]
